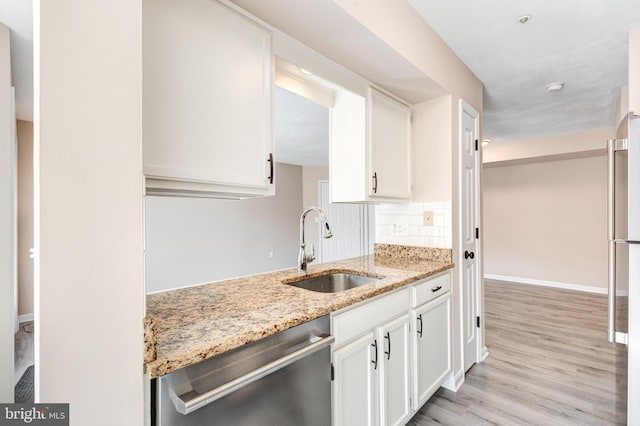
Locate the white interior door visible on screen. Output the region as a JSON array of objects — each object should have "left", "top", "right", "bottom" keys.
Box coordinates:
[
  {"left": 319, "top": 181, "right": 371, "bottom": 262},
  {"left": 11, "top": 88, "right": 17, "bottom": 335},
  {"left": 1, "top": 81, "right": 16, "bottom": 402},
  {"left": 460, "top": 100, "right": 480, "bottom": 372}
]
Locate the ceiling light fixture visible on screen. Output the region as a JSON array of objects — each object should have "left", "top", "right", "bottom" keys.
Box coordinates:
[
  {"left": 546, "top": 82, "right": 565, "bottom": 92},
  {"left": 300, "top": 68, "right": 313, "bottom": 75},
  {"left": 518, "top": 14, "right": 531, "bottom": 24},
  {"left": 482, "top": 139, "right": 492, "bottom": 146}
]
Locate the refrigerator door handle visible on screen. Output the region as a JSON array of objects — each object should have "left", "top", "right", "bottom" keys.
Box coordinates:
[
  {"left": 607, "top": 138, "right": 629, "bottom": 240},
  {"left": 607, "top": 138, "right": 629, "bottom": 345},
  {"left": 607, "top": 241, "right": 628, "bottom": 344},
  {"left": 608, "top": 139, "right": 615, "bottom": 241},
  {"left": 609, "top": 238, "right": 639, "bottom": 344}
]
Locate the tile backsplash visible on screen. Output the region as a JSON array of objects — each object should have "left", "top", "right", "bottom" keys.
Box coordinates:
[{"left": 375, "top": 202, "right": 452, "bottom": 248}]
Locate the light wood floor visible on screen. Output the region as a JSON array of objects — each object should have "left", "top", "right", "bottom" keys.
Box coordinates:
[{"left": 408, "top": 280, "right": 628, "bottom": 425}]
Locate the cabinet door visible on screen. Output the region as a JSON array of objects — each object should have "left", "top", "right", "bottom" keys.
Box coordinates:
[
  {"left": 368, "top": 88, "right": 411, "bottom": 200},
  {"left": 143, "top": 0, "right": 273, "bottom": 196},
  {"left": 413, "top": 295, "right": 451, "bottom": 410},
  {"left": 379, "top": 314, "right": 412, "bottom": 426},
  {"left": 333, "top": 332, "right": 377, "bottom": 426}
]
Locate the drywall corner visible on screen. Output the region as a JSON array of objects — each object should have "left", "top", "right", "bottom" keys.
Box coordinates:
[{"left": 483, "top": 127, "right": 612, "bottom": 167}]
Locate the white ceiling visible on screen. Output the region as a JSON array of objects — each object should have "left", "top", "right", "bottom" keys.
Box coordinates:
[
  {"left": 275, "top": 87, "right": 329, "bottom": 167},
  {"left": 230, "top": 0, "right": 447, "bottom": 104},
  {"left": 408, "top": 0, "right": 640, "bottom": 144},
  {"left": 0, "top": 0, "right": 33, "bottom": 122},
  {"left": 5, "top": 0, "right": 640, "bottom": 152}
]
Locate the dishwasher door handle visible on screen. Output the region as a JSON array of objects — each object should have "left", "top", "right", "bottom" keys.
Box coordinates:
[{"left": 171, "top": 334, "right": 335, "bottom": 415}]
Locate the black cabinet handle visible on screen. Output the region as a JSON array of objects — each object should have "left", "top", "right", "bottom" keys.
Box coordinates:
[
  {"left": 371, "top": 339, "right": 378, "bottom": 370},
  {"left": 431, "top": 285, "right": 442, "bottom": 293},
  {"left": 372, "top": 172, "right": 378, "bottom": 194},
  {"left": 267, "top": 153, "right": 274, "bottom": 184},
  {"left": 464, "top": 250, "right": 475, "bottom": 260},
  {"left": 417, "top": 314, "right": 423, "bottom": 338},
  {"left": 384, "top": 332, "right": 391, "bottom": 360}
]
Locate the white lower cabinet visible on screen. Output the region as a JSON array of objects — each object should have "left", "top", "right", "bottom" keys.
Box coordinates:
[
  {"left": 379, "top": 314, "right": 412, "bottom": 426},
  {"left": 332, "top": 315, "right": 412, "bottom": 426},
  {"left": 331, "top": 272, "right": 452, "bottom": 426},
  {"left": 333, "top": 332, "right": 376, "bottom": 426},
  {"left": 332, "top": 288, "right": 410, "bottom": 426},
  {"left": 412, "top": 294, "right": 451, "bottom": 410}
]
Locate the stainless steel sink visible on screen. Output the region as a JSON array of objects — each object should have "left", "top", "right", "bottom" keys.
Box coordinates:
[{"left": 287, "top": 273, "right": 380, "bottom": 293}]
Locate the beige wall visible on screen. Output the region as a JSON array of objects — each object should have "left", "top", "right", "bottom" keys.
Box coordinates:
[
  {"left": 302, "top": 166, "right": 329, "bottom": 255},
  {"left": 412, "top": 95, "right": 452, "bottom": 203},
  {"left": 302, "top": 166, "right": 328, "bottom": 209},
  {"left": 483, "top": 127, "right": 612, "bottom": 166},
  {"left": 17, "top": 120, "right": 33, "bottom": 317},
  {"left": 36, "top": 0, "right": 145, "bottom": 423},
  {"left": 0, "top": 21, "right": 14, "bottom": 402},
  {"left": 146, "top": 163, "right": 304, "bottom": 293},
  {"left": 483, "top": 155, "right": 607, "bottom": 290}
]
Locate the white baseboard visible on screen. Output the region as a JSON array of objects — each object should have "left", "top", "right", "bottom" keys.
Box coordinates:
[
  {"left": 441, "top": 368, "right": 464, "bottom": 392},
  {"left": 18, "top": 313, "right": 33, "bottom": 323},
  {"left": 484, "top": 274, "right": 627, "bottom": 295},
  {"left": 481, "top": 346, "right": 489, "bottom": 362}
]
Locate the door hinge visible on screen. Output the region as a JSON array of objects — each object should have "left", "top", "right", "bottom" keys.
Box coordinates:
[
  {"left": 475, "top": 227, "right": 480, "bottom": 239},
  {"left": 331, "top": 364, "right": 334, "bottom": 381},
  {"left": 475, "top": 139, "right": 479, "bottom": 151},
  {"left": 476, "top": 316, "right": 481, "bottom": 328}
]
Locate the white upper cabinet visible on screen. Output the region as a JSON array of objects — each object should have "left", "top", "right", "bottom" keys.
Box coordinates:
[
  {"left": 143, "top": 0, "right": 274, "bottom": 198},
  {"left": 368, "top": 88, "right": 412, "bottom": 200},
  {"left": 331, "top": 87, "right": 411, "bottom": 203}
]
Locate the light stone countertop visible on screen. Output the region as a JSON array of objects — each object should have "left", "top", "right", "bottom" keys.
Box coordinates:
[{"left": 145, "top": 253, "right": 454, "bottom": 378}]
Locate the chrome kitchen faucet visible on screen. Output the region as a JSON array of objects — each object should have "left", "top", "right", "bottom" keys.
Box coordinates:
[{"left": 298, "top": 207, "right": 333, "bottom": 272}]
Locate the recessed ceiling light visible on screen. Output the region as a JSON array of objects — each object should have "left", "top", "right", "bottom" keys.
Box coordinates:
[
  {"left": 482, "top": 139, "right": 492, "bottom": 146},
  {"left": 300, "top": 68, "right": 313, "bottom": 75},
  {"left": 518, "top": 14, "right": 531, "bottom": 24},
  {"left": 546, "top": 82, "right": 565, "bottom": 92}
]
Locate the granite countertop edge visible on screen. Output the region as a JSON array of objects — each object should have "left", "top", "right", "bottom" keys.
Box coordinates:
[{"left": 145, "top": 255, "right": 454, "bottom": 378}]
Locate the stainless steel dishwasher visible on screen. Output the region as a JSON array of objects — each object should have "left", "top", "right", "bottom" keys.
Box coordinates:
[{"left": 153, "top": 315, "right": 333, "bottom": 426}]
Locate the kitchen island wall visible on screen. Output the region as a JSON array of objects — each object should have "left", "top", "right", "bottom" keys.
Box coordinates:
[{"left": 145, "top": 163, "right": 302, "bottom": 293}]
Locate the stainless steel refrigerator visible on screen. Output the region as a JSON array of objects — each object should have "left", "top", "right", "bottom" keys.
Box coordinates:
[{"left": 607, "top": 112, "right": 640, "bottom": 425}]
